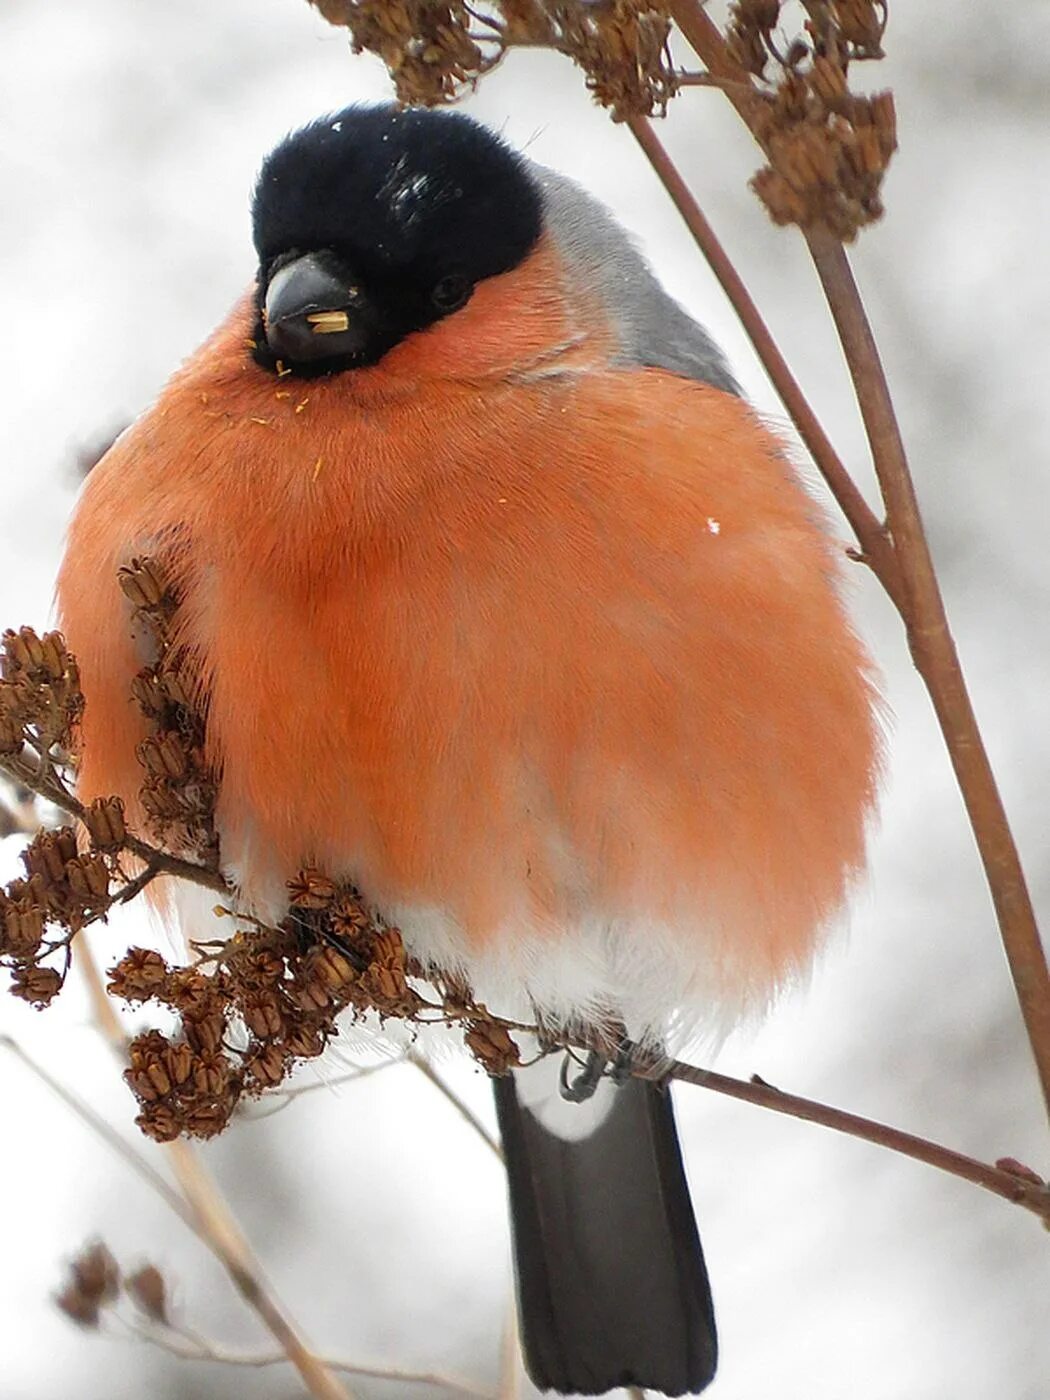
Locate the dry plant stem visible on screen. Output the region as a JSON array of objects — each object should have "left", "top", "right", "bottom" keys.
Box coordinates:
[
  {"left": 0, "top": 1033, "right": 197, "bottom": 1231},
  {"left": 77, "top": 904, "right": 1050, "bottom": 1221},
  {"left": 625, "top": 115, "right": 903, "bottom": 605},
  {"left": 805, "top": 230, "right": 1050, "bottom": 1118},
  {"left": 0, "top": 747, "right": 229, "bottom": 895},
  {"left": 128, "top": 1327, "right": 495, "bottom": 1399},
  {"left": 75, "top": 942, "right": 357, "bottom": 1400},
  {"left": 668, "top": 2, "right": 768, "bottom": 128},
  {"left": 667, "top": 0, "right": 1050, "bottom": 1120},
  {"left": 408, "top": 1051, "right": 504, "bottom": 1159},
  {"left": 498, "top": 1297, "right": 521, "bottom": 1400},
  {"left": 0, "top": 787, "right": 38, "bottom": 836},
  {"left": 643, "top": 1055, "right": 1050, "bottom": 1219}
]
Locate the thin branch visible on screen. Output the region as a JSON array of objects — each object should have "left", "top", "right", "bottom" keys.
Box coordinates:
[
  {"left": 0, "top": 785, "right": 38, "bottom": 837},
  {"left": 124, "top": 1321, "right": 495, "bottom": 1399},
  {"left": 74, "top": 937, "right": 358, "bottom": 1400},
  {"left": 0, "top": 1033, "right": 197, "bottom": 1231},
  {"left": 634, "top": 1053, "right": 1050, "bottom": 1220},
  {"left": 409, "top": 1051, "right": 504, "bottom": 1160},
  {"left": 663, "top": 0, "right": 1050, "bottom": 1122},
  {"left": 0, "top": 747, "right": 229, "bottom": 896},
  {"left": 243, "top": 1057, "right": 405, "bottom": 1117},
  {"left": 625, "top": 114, "right": 904, "bottom": 606},
  {"left": 498, "top": 1295, "right": 520, "bottom": 1400},
  {"left": 805, "top": 229, "right": 1050, "bottom": 1118}
]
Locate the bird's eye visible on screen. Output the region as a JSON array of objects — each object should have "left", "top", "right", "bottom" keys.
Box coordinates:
[{"left": 431, "top": 274, "right": 472, "bottom": 313}]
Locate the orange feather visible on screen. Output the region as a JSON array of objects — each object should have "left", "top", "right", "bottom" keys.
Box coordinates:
[{"left": 58, "top": 236, "right": 880, "bottom": 1016}]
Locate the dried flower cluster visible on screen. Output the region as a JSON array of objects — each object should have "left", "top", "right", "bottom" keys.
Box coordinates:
[
  {"left": 112, "top": 873, "right": 520, "bottom": 1142},
  {"left": 0, "top": 625, "right": 82, "bottom": 767},
  {"left": 0, "top": 627, "right": 127, "bottom": 1006},
  {"left": 56, "top": 1241, "right": 168, "bottom": 1330},
  {"left": 728, "top": 0, "right": 896, "bottom": 239},
  {"left": 118, "top": 556, "right": 218, "bottom": 868},
  {"left": 0, "top": 560, "right": 522, "bottom": 1137},
  {"left": 0, "top": 817, "right": 119, "bottom": 1007},
  {"left": 311, "top": 0, "right": 678, "bottom": 118}
]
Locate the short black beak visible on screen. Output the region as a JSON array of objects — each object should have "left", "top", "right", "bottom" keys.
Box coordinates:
[{"left": 263, "top": 252, "right": 369, "bottom": 364}]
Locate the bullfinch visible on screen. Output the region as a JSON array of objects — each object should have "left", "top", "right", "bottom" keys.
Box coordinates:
[{"left": 57, "top": 105, "right": 880, "bottom": 1396}]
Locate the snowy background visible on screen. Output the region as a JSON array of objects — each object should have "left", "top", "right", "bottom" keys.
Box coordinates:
[{"left": 1, "top": 2, "right": 1048, "bottom": 1397}]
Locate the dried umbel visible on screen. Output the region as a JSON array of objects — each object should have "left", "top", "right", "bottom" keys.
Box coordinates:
[
  {"left": 55, "top": 1244, "right": 170, "bottom": 1333},
  {"left": 0, "top": 627, "right": 83, "bottom": 781},
  {"left": 111, "top": 874, "right": 519, "bottom": 1142},
  {"left": 0, "top": 816, "right": 122, "bottom": 1007},
  {"left": 0, "top": 559, "right": 522, "bottom": 1137},
  {"left": 313, "top": 0, "right": 678, "bottom": 118},
  {"left": 728, "top": 0, "right": 896, "bottom": 239},
  {"left": 54, "top": 1242, "right": 120, "bottom": 1329},
  {"left": 306, "top": 0, "right": 896, "bottom": 238},
  {"left": 119, "top": 555, "right": 218, "bottom": 868}
]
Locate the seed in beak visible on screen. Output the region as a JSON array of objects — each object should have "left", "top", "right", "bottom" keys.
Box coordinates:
[{"left": 306, "top": 310, "right": 351, "bottom": 334}]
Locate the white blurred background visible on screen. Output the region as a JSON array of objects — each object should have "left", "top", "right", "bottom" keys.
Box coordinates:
[{"left": 1, "top": 2, "right": 1048, "bottom": 1397}]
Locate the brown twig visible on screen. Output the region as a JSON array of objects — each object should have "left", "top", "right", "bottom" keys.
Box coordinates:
[
  {"left": 74, "top": 937, "right": 357, "bottom": 1400},
  {"left": 633, "top": 1054, "right": 1050, "bottom": 1221},
  {"left": 0, "top": 1033, "right": 196, "bottom": 1230},
  {"left": 409, "top": 1051, "right": 504, "bottom": 1160},
  {"left": 625, "top": 114, "right": 903, "bottom": 603},
  {"left": 160, "top": 1141, "right": 356, "bottom": 1400},
  {"left": 0, "top": 747, "right": 229, "bottom": 896},
  {"left": 663, "top": 0, "right": 1050, "bottom": 1122},
  {"left": 804, "top": 229, "right": 1050, "bottom": 1117},
  {"left": 124, "top": 1324, "right": 495, "bottom": 1398}
]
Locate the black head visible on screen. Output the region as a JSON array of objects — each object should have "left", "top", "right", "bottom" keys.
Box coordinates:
[{"left": 250, "top": 105, "right": 543, "bottom": 377}]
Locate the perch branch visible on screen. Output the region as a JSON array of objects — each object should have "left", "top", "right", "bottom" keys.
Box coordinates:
[
  {"left": 665, "top": 0, "right": 1050, "bottom": 1120},
  {"left": 74, "top": 937, "right": 358, "bottom": 1400},
  {"left": 626, "top": 115, "right": 903, "bottom": 602}
]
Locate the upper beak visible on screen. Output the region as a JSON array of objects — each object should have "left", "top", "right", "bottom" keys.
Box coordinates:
[{"left": 263, "top": 252, "right": 368, "bottom": 364}]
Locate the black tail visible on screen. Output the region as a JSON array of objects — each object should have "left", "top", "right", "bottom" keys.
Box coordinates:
[{"left": 493, "top": 1066, "right": 717, "bottom": 1396}]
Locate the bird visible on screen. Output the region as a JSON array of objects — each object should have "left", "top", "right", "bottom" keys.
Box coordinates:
[{"left": 57, "top": 104, "right": 881, "bottom": 1396}]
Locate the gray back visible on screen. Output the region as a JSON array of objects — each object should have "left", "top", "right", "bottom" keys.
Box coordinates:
[{"left": 532, "top": 164, "right": 739, "bottom": 396}]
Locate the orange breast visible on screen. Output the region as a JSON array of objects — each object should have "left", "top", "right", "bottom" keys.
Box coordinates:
[{"left": 58, "top": 269, "right": 879, "bottom": 1006}]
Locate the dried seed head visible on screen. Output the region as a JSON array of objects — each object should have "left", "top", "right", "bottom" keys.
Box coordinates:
[
  {"left": 0, "top": 708, "right": 20, "bottom": 755},
  {"left": 55, "top": 1282, "right": 102, "bottom": 1329},
  {"left": 183, "top": 1099, "right": 238, "bottom": 1139},
  {"left": 192, "top": 1050, "right": 233, "bottom": 1098},
  {"left": 135, "top": 1102, "right": 183, "bottom": 1143},
  {"left": 182, "top": 1011, "right": 227, "bottom": 1057},
  {"left": 108, "top": 947, "right": 171, "bottom": 1001},
  {"left": 313, "top": 0, "right": 677, "bottom": 118},
  {"left": 284, "top": 1022, "right": 329, "bottom": 1059},
  {"left": 287, "top": 868, "right": 338, "bottom": 909},
  {"left": 56, "top": 1241, "right": 120, "bottom": 1327},
  {"left": 288, "top": 973, "right": 332, "bottom": 1014},
  {"left": 125, "top": 1264, "right": 169, "bottom": 1325},
  {"left": 244, "top": 1042, "right": 290, "bottom": 1090},
  {"left": 465, "top": 1018, "right": 522, "bottom": 1075},
  {"left": 117, "top": 557, "right": 171, "bottom": 612},
  {"left": 71, "top": 1242, "right": 121, "bottom": 1303},
  {"left": 2, "top": 900, "right": 46, "bottom": 959},
  {"left": 10, "top": 964, "right": 62, "bottom": 1007},
  {"left": 241, "top": 989, "right": 287, "bottom": 1039},
  {"left": 165, "top": 1040, "right": 195, "bottom": 1088},
  {"left": 309, "top": 945, "right": 359, "bottom": 993},
  {"left": 83, "top": 795, "right": 127, "bottom": 851}
]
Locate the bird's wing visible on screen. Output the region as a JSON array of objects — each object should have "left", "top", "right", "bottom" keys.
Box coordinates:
[{"left": 532, "top": 162, "right": 740, "bottom": 395}]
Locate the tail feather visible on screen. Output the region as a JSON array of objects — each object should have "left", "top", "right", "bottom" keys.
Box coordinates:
[{"left": 493, "top": 1066, "right": 717, "bottom": 1396}]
